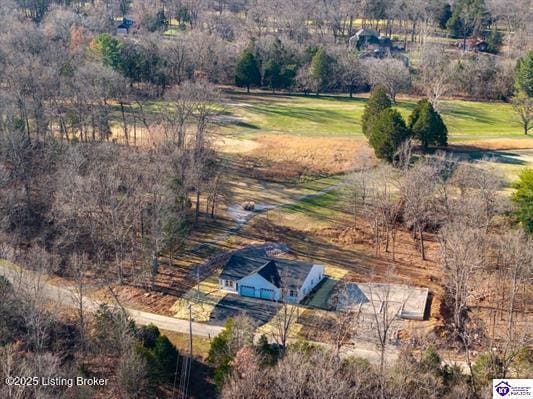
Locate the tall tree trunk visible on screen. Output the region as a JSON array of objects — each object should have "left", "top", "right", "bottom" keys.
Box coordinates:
[
  {"left": 195, "top": 190, "right": 201, "bottom": 224},
  {"left": 419, "top": 224, "right": 426, "bottom": 260},
  {"left": 120, "top": 102, "right": 129, "bottom": 145}
]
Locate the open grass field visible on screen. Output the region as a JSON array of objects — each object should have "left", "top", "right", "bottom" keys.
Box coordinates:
[
  {"left": 222, "top": 92, "right": 529, "bottom": 142},
  {"left": 217, "top": 91, "right": 533, "bottom": 181}
]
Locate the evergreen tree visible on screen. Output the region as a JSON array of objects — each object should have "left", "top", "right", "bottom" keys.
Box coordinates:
[
  {"left": 513, "top": 52, "right": 533, "bottom": 134},
  {"left": 361, "top": 86, "right": 392, "bottom": 138},
  {"left": 310, "top": 48, "right": 330, "bottom": 96},
  {"left": 119, "top": 0, "right": 131, "bottom": 16},
  {"left": 368, "top": 108, "right": 410, "bottom": 162},
  {"left": 93, "top": 34, "right": 122, "bottom": 70},
  {"left": 235, "top": 48, "right": 261, "bottom": 93},
  {"left": 446, "top": 0, "right": 490, "bottom": 46},
  {"left": 408, "top": 99, "right": 448, "bottom": 149},
  {"left": 152, "top": 335, "right": 179, "bottom": 381},
  {"left": 145, "top": 9, "right": 169, "bottom": 32},
  {"left": 263, "top": 39, "right": 297, "bottom": 93},
  {"left": 512, "top": 168, "right": 533, "bottom": 234},
  {"left": 136, "top": 325, "right": 179, "bottom": 383},
  {"left": 263, "top": 59, "right": 282, "bottom": 92},
  {"left": 281, "top": 64, "right": 297, "bottom": 92},
  {"left": 515, "top": 51, "right": 533, "bottom": 97},
  {"left": 438, "top": 4, "right": 452, "bottom": 29},
  {"left": 486, "top": 27, "right": 503, "bottom": 54},
  {"left": 207, "top": 316, "right": 253, "bottom": 387}
]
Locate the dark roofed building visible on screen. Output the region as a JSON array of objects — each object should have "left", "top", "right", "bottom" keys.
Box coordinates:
[
  {"left": 348, "top": 28, "right": 402, "bottom": 58},
  {"left": 219, "top": 253, "right": 324, "bottom": 303},
  {"left": 457, "top": 38, "right": 489, "bottom": 52},
  {"left": 219, "top": 254, "right": 269, "bottom": 281},
  {"left": 117, "top": 17, "right": 134, "bottom": 35}
]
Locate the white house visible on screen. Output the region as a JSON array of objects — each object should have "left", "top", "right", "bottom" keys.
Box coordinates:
[{"left": 219, "top": 253, "right": 324, "bottom": 303}]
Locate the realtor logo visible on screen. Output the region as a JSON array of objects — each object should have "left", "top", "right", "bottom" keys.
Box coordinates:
[
  {"left": 495, "top": 381, "right": 511, "bottom": 396},
  {"left": 493, "top": 379, "right": 533, "bottom": 398}
]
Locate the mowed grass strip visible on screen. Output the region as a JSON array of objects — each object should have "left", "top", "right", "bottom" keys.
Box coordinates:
[
  {"left": 285, "top": 189, "right": 345, "bottom": 220},
  {"left": 305, "top": 265, "right": 348, "bottom": 309},
  {"left": 223, "top": 93, "right": 524, "bottom": 141}
]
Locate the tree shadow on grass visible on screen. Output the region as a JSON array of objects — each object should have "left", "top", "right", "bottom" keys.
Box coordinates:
[
  {"left": 209, "top": 293, "right": 282, "bottom": 328},
  {"left": 447, "top": 148, "right": 529, "bottom": 165}
]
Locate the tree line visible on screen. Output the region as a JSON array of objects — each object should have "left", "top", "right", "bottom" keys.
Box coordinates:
[{"left": 0, "top": 274, "right": 182, "bottom": 397}]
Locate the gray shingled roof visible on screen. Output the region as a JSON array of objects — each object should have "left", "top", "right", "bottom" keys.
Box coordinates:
[
  {"left": 219, "top": 254, "right": 270, "bottom": 281},
  {"left": 220, "top": 253, "right": 314, "bottom": 289}
]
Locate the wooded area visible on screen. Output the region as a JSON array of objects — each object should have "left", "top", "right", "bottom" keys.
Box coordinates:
[{"left": 0, "top": 0, "right": 531, "bottom": 398}]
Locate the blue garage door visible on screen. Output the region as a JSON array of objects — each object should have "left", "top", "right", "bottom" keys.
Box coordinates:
[
  {"left": 240, "top": 285, "right": 255, "bottom": 298},
  {"left": 260, "top": 288, "right": 275, "bottom": 300}
]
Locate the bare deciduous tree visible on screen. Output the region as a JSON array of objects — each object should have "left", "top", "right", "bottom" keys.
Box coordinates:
[{"left": 364, "top": 57, "right": 411, "bottom": 103}]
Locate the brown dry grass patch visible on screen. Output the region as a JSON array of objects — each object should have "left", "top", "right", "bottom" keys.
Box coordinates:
[{"left": 247, "top": 135, "right": 376, "bottom": 179}]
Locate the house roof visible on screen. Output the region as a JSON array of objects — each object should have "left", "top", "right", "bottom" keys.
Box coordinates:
[
  {"left": 220, "top": 253, "right": 315, "bottom": 289},
  {"left": 219, "top": 254, "right": 270, "bottom": 281},
  {"left": 356, "top": 28, "right": 379, "bottom": 38},
  {"left": 118, "top": 17, "right": 134, "bottom": 29},
  {"left": 258, "top": 258, "right": 314, "bottom": 289}
]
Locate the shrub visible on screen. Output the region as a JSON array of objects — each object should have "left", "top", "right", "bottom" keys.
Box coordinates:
[
  {"left": 362, "top": 86, "right": 392, "bottom": 138},
  {"left": 368, "top": 108, "right": 410, "bottom": 162},
  {"left": 512, "top": 168, "right": 533, "bottom": 234},
  {"left": 408, "top": 99, "right": 448, "bottom": 149}
]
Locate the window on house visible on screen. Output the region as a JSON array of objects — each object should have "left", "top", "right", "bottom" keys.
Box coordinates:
[
  {"left": 224, "top": 280, "right": 234, "bottom": 288},
  {"left": 289, "top": 289, "right": 297, "bottom": 297}
]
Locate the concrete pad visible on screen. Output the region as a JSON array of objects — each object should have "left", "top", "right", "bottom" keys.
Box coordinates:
[{"left": 336, "top": 283, "right": 429, "bottom": 321}]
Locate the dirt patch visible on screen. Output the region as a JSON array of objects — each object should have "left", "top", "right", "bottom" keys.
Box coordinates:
[
  {"left": 243, "top": 206, "right": 445, "bottom": 322},
  {"left": 215, "top": 137, "right": 260, "bottom": 154},
  {"left": 97, "top": 285, "right": 178, "bottom": 316}
]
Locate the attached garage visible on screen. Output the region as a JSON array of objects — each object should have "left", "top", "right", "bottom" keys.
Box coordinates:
[
  {"left": 219, "top": 250, "right": 325, "bottom": 304},
  {"left": 240, "top": 285, "right": 256, "bottom": 298},
  {"left": 260, "top": 288, "right": 275, "bottom": 300}
]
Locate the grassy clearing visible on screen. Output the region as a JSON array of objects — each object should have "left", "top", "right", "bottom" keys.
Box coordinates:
[
  {"left": 222, "top": 93, "right": 526, "bottom": 142},
  {"left": 305, "top": 265, "right": 348, "bottom": 309},
  {"left": 0, "top": 258, "right": 17, "bottom": 272},
  {"left": 244, "top": 136, "right": 376, "bottom": 177},
  {"left": 286, "top": 191, "right": 339, "bottom": 217},
  {"left": 464, "top": 150, "right": 533, "bottom": 184},
  {"left": 160, "top": 329, "right": 212, "bottom": 359},
  {"left": 285, "top": 189, "right": 346, "bottom": 220}
]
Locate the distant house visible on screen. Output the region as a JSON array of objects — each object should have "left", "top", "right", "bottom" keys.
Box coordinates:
[
  {"left": 457, "top": 38, "right": 489, "bottom": 52},
  {"left": 349, "top": 28, "right": 403, "bottom": 58},
  {"left": 219, "top": 253, "right": 325, "bottom": 303},
  {"left": 117, "top": 17, "right": 134, "bottom": 35}
]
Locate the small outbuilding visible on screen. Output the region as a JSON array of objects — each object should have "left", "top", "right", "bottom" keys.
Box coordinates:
[
  {"left": 457, "top": 38, "right": 489, "bottom": 52},
  {"left": 117, "top": 17, "right": 134, "bottom": 35}
]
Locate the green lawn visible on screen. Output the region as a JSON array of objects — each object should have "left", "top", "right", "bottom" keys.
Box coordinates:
[
  {"left": 222, "top": 93, "right": 526, "bottom": 142},
  {"left": 285, "top": 189, "right": 345, "bottom": 220}
]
